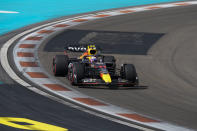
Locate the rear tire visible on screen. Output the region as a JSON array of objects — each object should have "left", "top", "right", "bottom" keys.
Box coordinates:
[
  {"left": 121, "top": 64, "right": 137, "bottom": 83},
  {"left": 53, "top": 55, "right": 69, "bottom": 76}
]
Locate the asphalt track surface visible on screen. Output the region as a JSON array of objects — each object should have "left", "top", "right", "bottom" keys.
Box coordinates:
[
  {"left": 0, "top": 18, "right": 139, "bottom": 131},
  {"left": 39, "top": 5, "right": 197, "bottom": 130}
]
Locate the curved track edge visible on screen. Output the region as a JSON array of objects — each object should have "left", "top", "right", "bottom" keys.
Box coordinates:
[{"left": 1, "top": 1, "right": 197, "bottom": 131}]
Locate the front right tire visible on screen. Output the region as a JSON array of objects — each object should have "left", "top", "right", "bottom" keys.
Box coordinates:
[{"left": 121, "top": 64, "right": 137, "bottom": 83}]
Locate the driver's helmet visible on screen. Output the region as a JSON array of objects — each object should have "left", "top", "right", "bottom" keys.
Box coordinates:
[
  {"left": 87, "top": 45, "right": 97, "bottom": 55},
  {"left": 89, "top": 56, "right": 97, "bottom": 63}
]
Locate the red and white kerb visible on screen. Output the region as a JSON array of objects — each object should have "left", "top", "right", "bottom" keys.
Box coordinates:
[{"left": 13, "top": 1, "right": 197, "bottom": 131}]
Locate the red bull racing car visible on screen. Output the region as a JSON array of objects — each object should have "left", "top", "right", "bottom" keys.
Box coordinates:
[{"left": 52, "top": 44, "right": 139, "bottom": 89}]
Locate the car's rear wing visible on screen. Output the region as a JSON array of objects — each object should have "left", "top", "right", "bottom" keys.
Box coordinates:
[
  {"left": 64, "top": 44, "right": 101, "bottom": 52},
  {"left": 64, "top": 45, "right": 87, "bottom": 52}
]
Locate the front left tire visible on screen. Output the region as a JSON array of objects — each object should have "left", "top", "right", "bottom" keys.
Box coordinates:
[{"left": 68, "top": 62, "right": 84, "bottom": 85}]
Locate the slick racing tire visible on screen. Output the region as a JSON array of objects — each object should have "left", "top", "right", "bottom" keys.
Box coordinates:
[
  {"left": 53, "top": 55, "right": 69, "bottom": 76},
  {"left": 69, "top": 62, "right": 84, "bottom": 85},
  {"left": 121, "top": 64, "right": 137, "bottom": 83}
]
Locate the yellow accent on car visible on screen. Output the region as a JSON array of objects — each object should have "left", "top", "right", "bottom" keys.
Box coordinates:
[
  {"left": 100, "top": 73, "right": 112, "bottom": 83},
  {"left": 80, "top": 45, "right": 97, "bottom": 59},
  {"left": 87, "top": 45, "right": 97, "bottom": 55},
  {"left": 0, "top": 117, "right": 68, "bottom": 131}
]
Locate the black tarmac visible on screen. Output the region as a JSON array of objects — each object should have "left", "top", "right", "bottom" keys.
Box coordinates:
[
  {"left": 0, "top": 14, "right": 139, "bottom": 131},
  {"left": 39, "top": 5, "right": 197, "bottom": 130}
]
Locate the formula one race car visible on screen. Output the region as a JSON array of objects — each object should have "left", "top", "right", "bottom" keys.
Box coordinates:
[{"left": 52, "top": 44, "right": 139, "bottom": 89}]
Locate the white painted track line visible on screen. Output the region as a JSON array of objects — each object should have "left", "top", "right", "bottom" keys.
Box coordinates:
[{"left": 1, "top": 1, "right": 197, "bottom": 131}]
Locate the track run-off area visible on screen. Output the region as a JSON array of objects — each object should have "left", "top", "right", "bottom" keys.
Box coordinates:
[{"left": 1, "top": 1, "right": 197, "bottom": 131}]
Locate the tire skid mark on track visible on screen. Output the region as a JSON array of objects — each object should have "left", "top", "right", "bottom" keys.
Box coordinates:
[{"left": 2, "top": 1, "right": 197, "bottom": 131}]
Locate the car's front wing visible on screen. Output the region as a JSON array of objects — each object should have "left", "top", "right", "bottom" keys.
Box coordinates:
[{"left": 77, "top": 78, "right": 138, "bottom": 87}]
